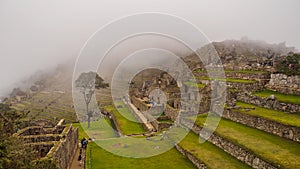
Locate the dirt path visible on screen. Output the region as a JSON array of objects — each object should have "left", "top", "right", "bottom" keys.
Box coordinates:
[{"left": 70, "top": 144, "right": 85, "bottom": 169}]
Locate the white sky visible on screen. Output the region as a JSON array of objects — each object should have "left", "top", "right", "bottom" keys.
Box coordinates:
[{"left": 0, "top": 0, "right": 299, "bottom": 97}]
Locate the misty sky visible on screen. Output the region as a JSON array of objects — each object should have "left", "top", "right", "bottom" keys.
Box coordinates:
[{"left": 0, "top": 0, "right": 299, "bottom": 97}]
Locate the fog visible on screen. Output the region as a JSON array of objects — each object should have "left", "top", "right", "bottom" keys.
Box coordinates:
[{"left": 0, "top": 0, "right": 299, "bottom": 98}]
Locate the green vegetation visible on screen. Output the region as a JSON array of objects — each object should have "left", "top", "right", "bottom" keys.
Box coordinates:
[
  {"left": 198, "top": 77, "right": 257, "bottom": 84},
  {"left": 184, "top": 81, "right": 205, "bottom": 88},
  {"left": 157, "top": 118, "right": 173, "bottom": 124},
  {"left": 235, "top": 102, "right": 300, "bottom": 127},
  {"left": 194, "top": 114, "right": 300, "bottom": 169},
  {"left": 72, "top": 119, "right": 116, "bottom": 140},
  {"left": 103, "top": 103, "right": 145, "bottom": 135},
  {"left": 253, "top": 90, "right": 300, "bottom": 105},
  {"left": 194, "top": 69, "right": 268, "bottom": 74},
  {"left": 274, "top": 53, "right": 300, "bottom": 75},
  {"left": 30, "top": 158, "right": 59, "bottom": 169},
  {"left": 179, "top": 132, "right": 251, "bottom": 169},
  {"left": 74, "top": 112, "right": 196, "bottom": 169},
  {"left": 75, "top": 71, "right": 109, "bottom": 128},
  {"left": 10, "top": 92, "right": 77, "bottom": 123},
  {"left": 0, "top": 103, "right": 38, "bottom": 169},
  {"left": 225, "top": 70, "right": 268, "bottom": 74},
  {"left": 85, "top": 142, "right": 195, "bottom": 169}
]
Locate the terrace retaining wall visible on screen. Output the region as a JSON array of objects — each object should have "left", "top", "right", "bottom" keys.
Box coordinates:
[
  {"left": 267, "top": 74, "right": 300, "bottom": 95},
  {"left": 164, "top": 104, "right": 179, "bottom": 121},
  {"left": 175, "top": 144, "right": 208, "bottom": 169},
  {"left": 236, "top": 93, "right": 300, "bottom": 114},
  {"left": 180, "top": 119, "right": 277, "bottom": 169},
  {"left": 100, "top": 108, "right": 123, "bottom": 137},
  {"left": 226, "top": 72, "right": 270, "bottom": 83},
  {"left": 51, "top": 125, "right": 78, "bottom": 169},
  {"left": 223, "top": 109, "right": 300, "bottom": 143}
]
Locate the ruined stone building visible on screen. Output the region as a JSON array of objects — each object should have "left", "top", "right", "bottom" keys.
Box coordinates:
[{"left": 15, "top": 119, "right": 78, "bottom": 169}]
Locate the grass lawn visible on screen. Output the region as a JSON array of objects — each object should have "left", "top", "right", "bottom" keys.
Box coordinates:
[
  {"left": 83, "top": 124, "right": 250, "bottom": 169},
  {"left": 194, "top": 114, "right": 300, "bottom": 169},
  {"left": 179, "top": 132, "right": 251, "bottom": 169},
  {"left": 103, "top": 103, "right": 145, "bottom": 135},
  {"left": 235, "top": 102, "right": 300, "bottom": 127},
  {"left": 254, "top": 90, "right": 300, "bottom": 105},
  {"left": 75, "top": 122, "right": 196, "bottom": 168},
  {"left": 86, "top": 141, "right": 196, "bottom": 169},
  {"left": 72, "top": 119, "right": 116, "bottom": 140}
]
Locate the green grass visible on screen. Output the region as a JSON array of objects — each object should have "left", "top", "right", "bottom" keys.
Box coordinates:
[
  {"left": 235, "top": 102, "right": 300, "bottom": 127},
  {"left": 75, "top": 122, "right": 196, "bottom": 169},
  {"left": 179, "top": 132, "right": 251, "bottom": 169},
  {"left": 194, "top": 114, "right": 300, "bottom": 169},
  {"left": 194, "top": 69, "right": 268, "bottom": 74},
  {"left": 86, "top": 142, "right": 196, "bottom": 169},
  {"left": 157, "top": 119, "right": 174, "bottom": 124},
  {"left": 104, "top": 103, "right": 145, "bottom": 135},
  {"left": 225, "top": 70, "right": 268, "bottom": 74},
  {"left": 198, "top": 77, "right": 257, "bottom": 84},
  {"left": 184, "top": 81, "right": 205, "bottom": 88},
  {"left": 254, "top": 90, "right": 300, "bottom": 105},
  {"left": 72, "top": 119, "right": 116, "bottom": 140}
]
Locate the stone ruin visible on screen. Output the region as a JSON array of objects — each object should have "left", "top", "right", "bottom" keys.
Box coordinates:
[{"left": 15, "top": 119, "right": 78, "bottom": 169}]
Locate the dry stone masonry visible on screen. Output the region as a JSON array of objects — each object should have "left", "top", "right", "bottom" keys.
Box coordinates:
[
  {"left": 16, "top": 119, "right": 78, "bottom": 169},
  {"left": 268, "top": 74, "right": 300, "bottom": 95},
  {"left": 223, "top": 109, "right": 300, "bottom": 143}
]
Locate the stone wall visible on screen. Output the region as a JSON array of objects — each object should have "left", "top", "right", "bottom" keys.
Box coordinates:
[
  {"left": 30, "top": 143, "right": 55, "bottom": 158},
  {"left": 194, "top": 71, "right": 270, "bottom": 82},
  {"left": 223, "top": 109, "right": 300, "bottom": 143},
  {"left": 229, "top": 81, "right": 261, "bottom": 92},
  {"left": 109, "top": 114, "right": 123, "bottom": 137},
  {"left": 150, "top": 120, "right": 172, "bottom": 131},
  {"left": 22, "top": 134, "right": 61, "bottom": 143},
  {"left": 180, "top": 119, "right": 277, "bottom": 169},
  {"left": 16, "top": 119, "right": 78, "bottom": 169},
  {"left": 201, "top": 79, "right": 261, "bottom": 92},
  {"left": 18, "top": 125, "right": 66, "bottom": 136},
  {"left": 131, "top": 97, "right": 150, "bottom": 112},
  {"left": 236, "top": 93, "right": 300, "bottom": 114},
  {"left": 175, "top": 144, "right": 208, "bottom": 169},
  {"left": 165, "top": 104, "right": 179, "bottom": 121},
  {"left": 267, "top": 74, "right": 300, "bottom": 95},
  {"left": 51, "top": 125, "right": 78, "bottom": 169},
  {"left": 101, "top": 109, "right": 123, "bottom": 137},
  {"left": 226, "top": 72, "right": 270, "bottom": 84}
]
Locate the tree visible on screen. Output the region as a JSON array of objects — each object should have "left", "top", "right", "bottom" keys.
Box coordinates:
[
  {"left": 75, "top": 72, "right": 109, "bottom": 128},
  {"left": 275, "top": 53, "right": 300, "bottom": 75},
  {"left": 0, "top": 103, "right": 37, "bottom": 169}
]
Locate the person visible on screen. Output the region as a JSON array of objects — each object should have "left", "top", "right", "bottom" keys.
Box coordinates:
[
  {"left": 78, "top": 154, "right": 82, "bottom": 161},
  {"left": 83, "top": 139, "right": 88, "bottom": 148},
  {"left": 81, "top": 138, "right": 86, "bottom": 148}
]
